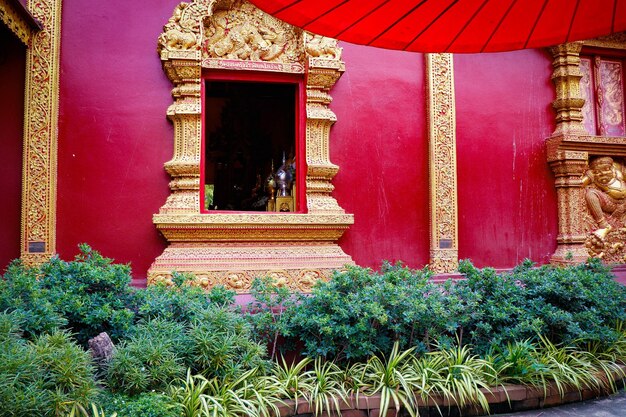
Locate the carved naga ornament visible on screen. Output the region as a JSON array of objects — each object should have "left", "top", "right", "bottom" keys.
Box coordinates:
[{"left": 151, "top": 0, "right": 354, "bottom": 292}]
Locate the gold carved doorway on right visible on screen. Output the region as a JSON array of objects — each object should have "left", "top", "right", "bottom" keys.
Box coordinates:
[{"left": 547, "top": 33, "right": 626, "bottom": 264}]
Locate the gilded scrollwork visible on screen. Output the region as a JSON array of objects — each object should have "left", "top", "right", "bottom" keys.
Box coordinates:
[
  {"left": 426, "top": 53, "right": 458, "bottom": 274},
  {"left": 20, "top": 0, "right": 62, "bottom": 265},
  {"left": 153, "top": 0, "right": 353, "bottom": 290}
]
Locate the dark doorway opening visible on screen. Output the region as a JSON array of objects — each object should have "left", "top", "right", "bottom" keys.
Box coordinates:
[{"left": 204, "top": 80, "right": 297, "bottom": 211}]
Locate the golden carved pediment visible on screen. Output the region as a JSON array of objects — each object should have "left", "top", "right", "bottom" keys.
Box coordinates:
[
  {"left": 203, "top": 0, "right": 304, "bottom": 64},
  {"left": 157, "top": 0, "right": 342, "bottom": 75}
]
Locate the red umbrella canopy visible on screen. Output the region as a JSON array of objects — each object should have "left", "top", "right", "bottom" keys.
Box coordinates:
[{"left": 247, "top": 0, "right": 626, "bottom": 53}]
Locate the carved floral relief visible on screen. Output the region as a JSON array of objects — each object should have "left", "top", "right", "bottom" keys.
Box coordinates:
[
  {"left": 580, "top": 58, "right": 597, "bottom": 134},
  {"left": 597, "top": 59, "right": 625, "bottom": 136}
]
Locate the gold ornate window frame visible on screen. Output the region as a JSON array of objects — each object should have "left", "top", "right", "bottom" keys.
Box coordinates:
[
  {"left": 149, "top": 0, "right": 354, "bottom": 292},
  {"left": 547, "top": 33, "right": 626, "bottom": 264}
]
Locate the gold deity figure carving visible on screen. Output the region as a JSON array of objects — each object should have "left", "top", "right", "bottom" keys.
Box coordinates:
[{"left": 583, "top": 156, "right": 626, "bottom": 238}]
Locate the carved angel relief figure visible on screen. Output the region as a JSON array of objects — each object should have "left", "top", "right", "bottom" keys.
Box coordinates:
[{"left": 584, "top": 156, "right": 626, "bottom": 261}]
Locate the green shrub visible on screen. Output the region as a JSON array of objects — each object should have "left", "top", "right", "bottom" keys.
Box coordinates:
[
  {"left": 187, "top": 306, "right": 268, "bottom": 380},
  {"left": 0, "top": 316, "right": 50, "bottom": 416},
  {"left": 106, "top": 319, "right": 188, "bottom": 395},
  {"left": 0, "top": 322, "right": 97, "bottom": 417},
  {"left": 245, "top": 277, "right": 297, "bottom": 359},
  {"left": 282, "top": 263, "right": 459, "bottom": 362},
  {"left": 36, "top": 244, "right": 136, "bottom": 344},
  {"left": 132, "top": 273, "right": 235, "bottom": 323},
  {"left": 33, "top": 331, "right": 98, "bottom": 415},
  {"left": 454, "top": 258, "right": 626, "bottom": 353},
  {"left": 0, "top": 260, "right": 67, "bottom": 338},
  {"left": 99, "top": 392, "right": 177, "bottom": 417}
]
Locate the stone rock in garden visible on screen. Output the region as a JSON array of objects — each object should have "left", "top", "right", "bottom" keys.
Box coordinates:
[{"left": 88, "top": 332, "right": 114, "bottom": 363}]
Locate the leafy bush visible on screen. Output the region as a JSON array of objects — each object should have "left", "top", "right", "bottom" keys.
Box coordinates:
[
  {"left": 132, "top": 272, "right": 235, "bottom": 323},
  {"left": 35, "top": 244, "right": 136, "bottom": 344},
  {"left": 282, "top": 263, "right": 460, "bottom": 362},
  {"left": 188, "top": 306, "right": 268, "bottom": 380},
  {"left": 106, "top": 319, "right": 188, "bottom": 395},
  {"left": 0, "top": 319, "right": 97, "bottom": 417},
  {"left": 100, "top": 392, "right": 177, "bottom": 417},
  {"left": 0, "top": 260, "right": 67, "bottom": 338},
  {"left": 454, "top": 258, "right": 626, "bottom": 353},
  {"left": 245, "top": 277, "right": 297, "bottom": 359}
]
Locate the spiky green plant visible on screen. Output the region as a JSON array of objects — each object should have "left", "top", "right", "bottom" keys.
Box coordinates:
[
  {"left": 170, "top": 367, "right": 281, "bottom": 417},
  {"left": 301, "top": 357, "right": 350, "bottom": 416},
  {"left": 356, "top": 342, "right": 421, "bottom": 417},
  {"left": 263, "top": 357, "right": 313, "bottom": 412},
  {"left": 421, "top": 343, "right": 495, "bottom": 413},
  {"left": 533, "top": 335, "right": 607, "bottom": 397},
  {"left": 64, "top": 402, "right": 117, "bottom": 417},
  {"left": 486, "top": 339, "right": 544, "bottom": 387},
  {"left": 169, "top": 370, "right": 212, "bottom": 417}
]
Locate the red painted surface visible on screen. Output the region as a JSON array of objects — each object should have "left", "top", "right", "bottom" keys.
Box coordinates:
[
  {"left": 0, "top": 27, "right": 26, "bottom": 272},
  {"left": 57, "top": 0, "right": 176, "bottom": 278},
  {"left": 455, "top": 50, "right": 558, "bottom": 268},
  {"left": 331, "top": 43, "right": 430, "bottom": 270},
  {"left": 55, "top": 1, "right": 560, "bottom": 281}
]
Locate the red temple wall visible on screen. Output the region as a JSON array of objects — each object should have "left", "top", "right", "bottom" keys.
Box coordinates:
[
  {"left": 56, "top": 0, "right": 174, "bottom": 277},
  {"left": 330, "top": 44, "right": 430, "bottom": 269},
  {"left": 455, "top": 50, "right": 558, "bottom": 268},
  {"left": 55, "top": 0, "right": 558, "bottom": 280},
  {"left": 0, "top": 28, "right": 26, "bottom": 272}
]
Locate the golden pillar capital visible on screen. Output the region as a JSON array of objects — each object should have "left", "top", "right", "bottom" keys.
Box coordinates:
[{"left": 550, "top": 42, "right": 586, "bottom": 136}]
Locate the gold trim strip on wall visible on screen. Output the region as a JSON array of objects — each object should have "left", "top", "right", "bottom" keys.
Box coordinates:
[
  {"left": 20, "top": 0, "right": 62, "bottom": 264},
  {"left": 426, "top": 53, "right": 458, "bottom": 274}
]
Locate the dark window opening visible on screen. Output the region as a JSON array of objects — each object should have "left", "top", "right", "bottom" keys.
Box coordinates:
[{"left": 204, "top": 81, "right": 297, "bottom": 211}]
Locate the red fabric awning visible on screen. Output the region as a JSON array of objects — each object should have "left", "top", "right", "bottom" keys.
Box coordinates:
[{"left": 247, "top": 0, "right": 626, "bottom": 53}]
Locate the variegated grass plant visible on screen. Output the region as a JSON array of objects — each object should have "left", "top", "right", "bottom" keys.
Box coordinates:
[{"left": 169, "top": 367, "right": 283, "bottom": 417}]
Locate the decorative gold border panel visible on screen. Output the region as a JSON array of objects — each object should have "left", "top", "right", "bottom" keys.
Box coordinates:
[
  {"left": 20, "top": 0, "right": 62, "bottom": 265},
  {"left": 150, "top": 0, "right": 354, "bottom": 291},
  {"left": 426, "top": 53, "right": 458, "bottom": 274}
]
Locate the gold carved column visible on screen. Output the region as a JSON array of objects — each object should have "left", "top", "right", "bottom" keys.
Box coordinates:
[
  {"left": 545, "top": 42, "right": 593, "bottom": 263},
  {"left": 20, "top": 0, "right": 63, "bottom": 264},
  {"left": 304, "top": 57, "right": 346, "bottom": 214},
  {"left": 546, "top": 42, "right": 589, "bottom": 264},
  {"left": 426, "top": 53, "right": 458, "bottom": 273}
]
